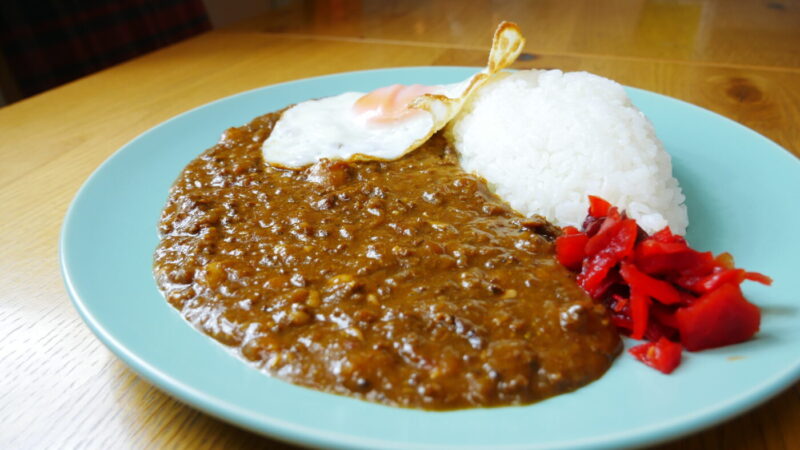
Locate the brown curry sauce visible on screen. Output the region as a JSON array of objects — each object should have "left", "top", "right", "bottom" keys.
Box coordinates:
[{"left": 154, "top": 112, "right": 621, "bottom": 410}]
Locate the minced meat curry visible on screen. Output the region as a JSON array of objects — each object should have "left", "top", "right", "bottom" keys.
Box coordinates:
[{"left": 153, "top": 111, "right": 621, "bottom": 410}]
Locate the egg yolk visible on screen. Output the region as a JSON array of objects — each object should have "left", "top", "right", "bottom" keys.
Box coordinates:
[{"left": 353, "top": 84, "right": 438, "bottom": 124}]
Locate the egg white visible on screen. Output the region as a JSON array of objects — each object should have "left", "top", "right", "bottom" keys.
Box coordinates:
[
  {"left": 261, "top": 22, "right": 524, "bottom": 169},
  {"left": 261, "top": 91, "right": 438, "bottom": 168}
]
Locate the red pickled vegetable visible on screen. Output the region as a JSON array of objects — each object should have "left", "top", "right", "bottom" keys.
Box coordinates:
[
  {"left": 650, "top": 227, "right": 686, "bottom": 245},
  {"left": 555, "top": 195, "right": 769, "bottom": 374},
  {"left": 629, "top": 337, "right": 682, "bottom": 374},
  {"left": 644, "top": 316, "right": 679, "bottom": 342},
  {"left": 610, "top": 315, "right": 633, "bottom": 331},
  {"left": 744, "top": 272, "right": 773, "bottom": 286},
  {"left": 682, "top": 267, "right": 772, "bottom": 294},
  {"left": 649, "top": 302, "right": 679, "bottom": 329},
  {"left": 582, "top": 214, "right": 605, "bottom": 237},
  {"left": 585, "top": 208, "right": 622, "bottom": 256},
  {"left": 675, "top": 283, "right": 761, "bottom": 351},
  {"left": 555, "top": 226, "right": 588, "bottom": 271},
  {"left": 620, "top": 262, "right": 682, "bottom": 305},
  {"left": 694, "top": 268, "right": 744, "bottom": 293},
  {"left": 629, "top": 289, "right": 650, "bottom": 340},
  {"left": 578, "top": 218, "right": 637, "bottom": 295},
  {"left": 578, "top": 253, "right": 617, "bottom": 297},
  {"left": 585, "top": 269, "right": 621, "bottom": 301},
  {"left": 588, "top": 195, "right": 611, "bottom": 217},
  {"left": 611, "top": 294, "right": 628, "bottom": 313},
  {"left": 635, "top": 243, "right": 715, "bottom": 277}
]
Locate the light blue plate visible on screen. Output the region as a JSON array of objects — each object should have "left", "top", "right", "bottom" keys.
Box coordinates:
[{"left": 61, "top": 67, "right": 800, "bottom": 449}]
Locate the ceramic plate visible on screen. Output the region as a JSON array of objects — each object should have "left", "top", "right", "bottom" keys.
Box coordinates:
[{"left": 62, "top": 67, "right": 800, "bottom": 449}]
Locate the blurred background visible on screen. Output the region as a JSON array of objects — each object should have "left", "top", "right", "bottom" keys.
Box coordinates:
[
  {"left": 0, "top": 0, "right": 272, "bottom": 105},
  {"left": 2, "top": 0, "right": 798, "bottom": 106}
]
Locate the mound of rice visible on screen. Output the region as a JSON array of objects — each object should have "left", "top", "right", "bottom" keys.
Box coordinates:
[{"left": 447, "top": 69, "right": 688, "bottom": 235}]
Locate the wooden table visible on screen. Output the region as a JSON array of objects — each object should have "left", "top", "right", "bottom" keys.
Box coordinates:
[{"left": 2, "top": 1, "right": 798, "bottom": 448}]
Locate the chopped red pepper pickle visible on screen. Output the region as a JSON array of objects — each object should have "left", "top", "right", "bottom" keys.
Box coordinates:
[
  {"left": 557, "top": 196, "right": 772, "bottom": 373},
  {"left": 629, "top": 338, "right": 683, "bottom": 374},
  {"left": 676, "top": 283, "right": 762, "bottom": 351},
  {"left": 587, "top": 195, "right": 612, "bottom": 217},
  {"left": 555, "top": 226, "right": 587, "bottom": 271}
]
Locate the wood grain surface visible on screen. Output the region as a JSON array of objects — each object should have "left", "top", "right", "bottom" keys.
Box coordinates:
[{"left": 1, "top": 1, "right": 798, "bottom": 448}]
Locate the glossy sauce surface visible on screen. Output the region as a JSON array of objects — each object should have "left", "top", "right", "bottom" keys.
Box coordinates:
[{"left": 154, "top": 112, "right": 621, "bottom": 410}]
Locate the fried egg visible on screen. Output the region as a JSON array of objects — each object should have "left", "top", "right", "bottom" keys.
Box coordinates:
[{"left": 262, "top": 22, "right": 524, "bottom": 168}]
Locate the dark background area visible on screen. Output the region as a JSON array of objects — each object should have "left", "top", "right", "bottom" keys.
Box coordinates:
[{"left": 0, "top": 0, "right": 214, "bottom": 104}]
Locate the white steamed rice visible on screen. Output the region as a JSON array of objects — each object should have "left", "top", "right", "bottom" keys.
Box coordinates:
[{"left": 447, "top": 69, "right": 688, "bottom": 235}]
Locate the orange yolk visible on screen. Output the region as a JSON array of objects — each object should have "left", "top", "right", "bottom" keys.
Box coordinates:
[{"left": 353, "top": 84, "right": 438, "bottom": 124}]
